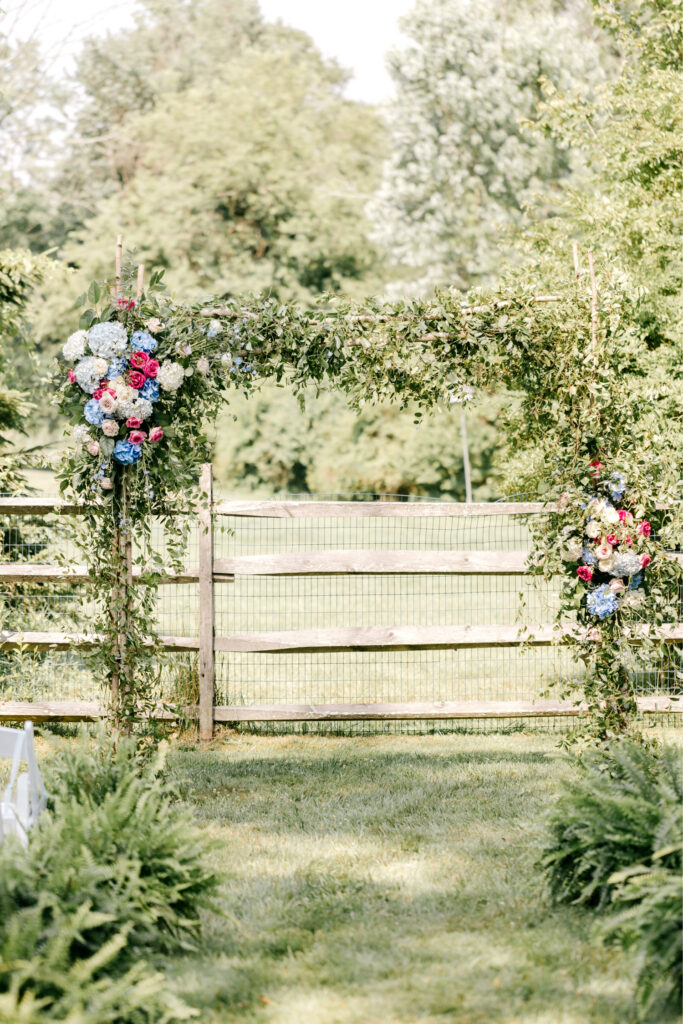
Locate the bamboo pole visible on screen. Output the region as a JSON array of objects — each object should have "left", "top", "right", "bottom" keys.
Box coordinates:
[
  {"left": 572, "top": 241, "right": 580, "bottom": 282},
  {"left": 587, "top": 250, "right": 598, "bottom": 348},
  {"left": 136, "top": 264, "right": 145, "bottom": 300},
  {"left": 198, "top": 463, "right": 215, "bottom": 741}
]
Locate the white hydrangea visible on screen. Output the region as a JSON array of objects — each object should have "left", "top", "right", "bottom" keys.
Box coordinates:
[
  {"left": 88, "top": 321, "right": 128, "bottom": 360},
  {"left": 609, "top": 551, "right": 642, "bottom": 577},
  {"left": 72, "top": 424, "right": 91, "bottom": 445},
  {"left": 560, "top": 539, "right": 583, "bottom": 562},
  {"left": 157, "top": 360, "right": 184, "bottom": 391},
  {"left": 74, "top": 356, "right": 109, "bottom": 394},
  {"left": 118, "top": 395, "right": 153, "bottom": 421},
  {"left": 63, "top": 330, "right": 88, "bottom": 361},
  {"left": 620, "top": 590, "right": 645, "bottom": 610}
]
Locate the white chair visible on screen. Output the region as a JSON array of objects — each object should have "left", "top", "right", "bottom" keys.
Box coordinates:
[{"left": 0, "top": 722, "right": 48, "bottom": 847}]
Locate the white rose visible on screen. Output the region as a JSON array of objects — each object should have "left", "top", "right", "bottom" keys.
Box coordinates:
[
  {"left": 221, "top": 352, "right": 233, "bottom": 368},
  {"left": 100, "top": 477, "right": 113, "bottom": 490},
  {"left": 596, "top": 541, "right": 612, "bottom": 560},
  {"left": 598, "top": 556, "right": 615, "bottom": 572},
  {"left": 63, "top": 330, "right": 88, "bottom": 361},
  {"left": 604, "top": 507, "right": 620, "bottom": 525},
  {"left": 99, "top": 392, "right": 118, "bottom": 414},
  {"left": 101, "top": 419, "right": 120, "bottom": 437},
  {"left": 197, "top": 356, "right": 210, "bottom": 375},
  {"left": 585, "top": 521, "right": 600, "bottom": 539}
]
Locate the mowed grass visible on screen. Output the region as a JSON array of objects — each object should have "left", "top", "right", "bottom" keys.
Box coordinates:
[{"left": 160, "top": 730, "right": 655, "bottom": 1024}]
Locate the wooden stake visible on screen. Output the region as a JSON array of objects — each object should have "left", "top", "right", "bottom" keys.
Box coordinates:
[
  {"left": 136, "top": 264, "right": 145, "bottom": 301},
  {"left": 198, "top": 463, "right": 215, "bottom": 741},
  {"left": 115, "top": 236, "right": 123, "bottom": 299},
  {"left": 572, "top": 242, "right": 580, "bottom": 282},
  {"left": 587, "top": 249, "right": 598, "bottom": 347}
]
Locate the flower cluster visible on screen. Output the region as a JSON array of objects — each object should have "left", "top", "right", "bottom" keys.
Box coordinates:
[
  {"left": 560, "top": 469, "right": 653, "bottom": 619},
  {"left": 62, "top": 323, "right": 180, "bottom": 478}
]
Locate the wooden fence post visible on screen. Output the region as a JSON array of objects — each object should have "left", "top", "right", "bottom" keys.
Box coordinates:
[{"left": 198, "top": 463, "right": 214, "bottom": 740}]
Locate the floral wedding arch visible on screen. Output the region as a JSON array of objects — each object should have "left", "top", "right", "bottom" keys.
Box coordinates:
[{"left": 55, "top": 243, "right": 682, "bottom": 739}]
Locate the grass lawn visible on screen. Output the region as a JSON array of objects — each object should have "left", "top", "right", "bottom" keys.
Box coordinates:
[{"left": 158, "top": 729, "right": 662, "bottom": 1024}]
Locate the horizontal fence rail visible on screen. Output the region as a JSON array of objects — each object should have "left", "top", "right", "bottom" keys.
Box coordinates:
[{"left": 2, "top": 482, "right": 681, "bottom": 734}]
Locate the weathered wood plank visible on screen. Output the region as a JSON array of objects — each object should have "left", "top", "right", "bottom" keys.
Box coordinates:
[
  {"left": 212, "top": 695, "right": 683, "bottom": 721},
  {"left": 198, "top": 463, "right": 215, "bottom": 741},
  {"left": 0, "top": 564, "right": 203, "bottom": 584},
  {"left": 0, "top": 631, "right": 199, "bottom": 651},
  {"left": 214, "top": 499, "right": 552, "bottom": 518},
  {"left": 0, "top": 498, "right": 83, "bottom": 515},
  {"left": 212, "top": 622, "right": 683, "bottom": 654},
  {"left": 214, "top": 550, "right": 531, "bottom": 576},
  {"left": 0, "top": 695, "right": 679, "bottom": 723},
  {"left": 2, "top": 623, "right": 681, "bottom": 654}
]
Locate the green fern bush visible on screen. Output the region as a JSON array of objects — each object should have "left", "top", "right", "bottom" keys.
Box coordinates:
[
  {"left": 600, "top": 850, "right": 682, "bottom": 1021},
  {"left": 542, "top": 739, "right": 682, "bottom": 909},
  {"left": 0, "top": 728, "right": 218, "bottom": 1021}
]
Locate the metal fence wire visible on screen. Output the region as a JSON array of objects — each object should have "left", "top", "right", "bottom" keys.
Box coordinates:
[{"left": 1, "top": 491, "right": 680, "bottom": 734}]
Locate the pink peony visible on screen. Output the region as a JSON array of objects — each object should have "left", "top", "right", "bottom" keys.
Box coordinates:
[
  {"left": 637, "top": 521, "right": 652, "bottom": 537},
  {"left": 577, "top": 566, "right": 593, "bottom": 582},
  {"left": 101, "top": 419, "right": 120, "bottom": 437},
  {"left": 148, "top": 426, "right": 164, "bottom": 442},
  {"left": 130, "top": 350, "right": 149, "bottom": 369},
  {"left": 144, "top": 359, "right": 159, "bottom": 378},
  {"left": 86, "top": 440, "right": 100, "bottom": 456},
  {"left": 100, "top": 477, "right": 113, "bottom": 490},
  {"left": 129, "top": 430, "right": 146, "bottom": 444},
  {"left": 68, "top": 369, "right": 77, "bottom": 383},
  {"left": 639, "top": 553, "right": 651, "bottom": 568},
  {"left": 128, "top": 370, "right": 146, "bottom": 389},
  {"left": 126, "top": 416, "right": 143, "bottom": 428}
]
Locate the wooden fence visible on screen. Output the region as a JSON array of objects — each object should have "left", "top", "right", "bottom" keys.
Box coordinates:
[{"left": 2, "top": 466, "right": 682, "bottom": 737}]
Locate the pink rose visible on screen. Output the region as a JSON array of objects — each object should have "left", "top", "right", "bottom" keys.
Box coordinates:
[
  {"left": 145, "top": 359, "right": 159, "bottom": 378},
  {"left": 130, "top": 350, "right": 149, "bottom": 369},
  {"left": 99, "top": 393, "right": 117, "bottom": 414},
  {"left": 587, "top": 628, "right": 601, "bottom": 643},
  {"left": 577, "top": 566, "right": 593, "bottom": 582},
  {"left": 129, "top": 430, "right": 146, "bottom": 444},
  {"left": 606, "top": 535, "right": 618, "bottom": 546},
  {"left": 637, "top": 521, "right": 651, "bottom": 537},
  {"left": 610, "top": 579, "right": 625, "bottom": 593},
  {"left": 128, "top": 370, "right": 146, "bottom": 389},
  {"left": 93, "top": 387, "right": 103, "bottom": 400},
  {"left": 639, "top": 553, "right": 651, "bottom": 568},
  {"left": 617, "top": 510, "right": 633, "bottom": 523},
  {"left": 624, "top": 534, "right": 633, "bottom": 546},
  {"left": 589, "top": 459, "right": 602, "bottom": 477},
  {"left": 126, "top": 416, "right": 143, "bottom": 428},
  {"left": 100, "top": 477, "right": 113, "bottom": 490},
  {"left": 86, "top": 440, "right": 100, "bottom": 456},
  {"left": 101, "top": 419, "right": 120, "bottom": 437},
  {"left": 68, "top": 369, "right": 77, "bottom": 383},
  {"left": 148, "top": 426, "right": 164, "bottom": 442}
]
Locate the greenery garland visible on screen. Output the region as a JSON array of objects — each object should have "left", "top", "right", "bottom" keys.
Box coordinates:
[{"left": 54, "top": 257, "right": 681, "bottom": 735}]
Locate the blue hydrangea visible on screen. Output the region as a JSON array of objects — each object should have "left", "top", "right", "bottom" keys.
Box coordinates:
[
  {"left": 113, "top": 439, "right": 143, "bottom": 465},
  {"left": 582, "top": 546, "right": 597, "bottom": 565},
  {"left": 84, "top": 399, "right": 105, "bottom": 426},
  {"left": 629, "top": 572, "right": 643, "bottom": 590},
  {"left": 140, "top": 378, "right": 159, "bottom": 402},
  {"left": 108, "top": 356, "right": 127, "bottom": 379},
  {"left": 610, "top": 472, "right": 627, "bottom": 502},
  {"left": 131, "top": 330, "right": 157, "bottom": 354},
  {"left": 587, "top": 583, "right": 619, "bottom": 619}
]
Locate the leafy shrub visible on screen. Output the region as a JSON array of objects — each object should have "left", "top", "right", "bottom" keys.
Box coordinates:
[
  {"left": 0, "top": 728, "right": 218, "bottom": 1021},
  {"left": 542, "top": 739, "right": 682, "bottom": 909},
  {"left": 601, "top": 850, "right": 682, "bottom": 1021}
]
